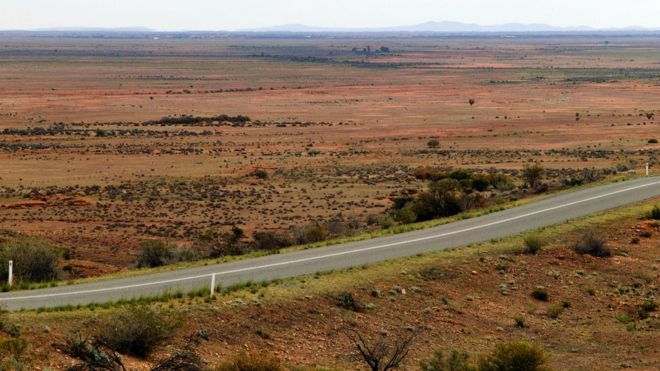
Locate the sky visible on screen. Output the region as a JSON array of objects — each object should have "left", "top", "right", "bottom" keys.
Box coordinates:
[{"left": 1, "top": 0, "right": 659, "bottom": 31}]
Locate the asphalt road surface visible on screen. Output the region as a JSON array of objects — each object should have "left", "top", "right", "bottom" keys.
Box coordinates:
[{"left": 1, "top": 177, "right": 659, "bottom": 311}]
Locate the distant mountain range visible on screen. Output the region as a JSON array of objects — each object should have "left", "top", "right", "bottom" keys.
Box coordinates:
[
  {"left": 33, "top": 27, "right": 155, "bottom": 32},
  {"left": 243, "top": 21, "right": 656, "bottom": 33},
  {"left": 3, "top": 22, "right": 658, "bottom": 34}
]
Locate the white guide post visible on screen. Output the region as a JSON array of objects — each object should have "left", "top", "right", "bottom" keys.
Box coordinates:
[
  {"left": 210, "top": 273, "right": 216, "bottom": 298},
  {"left": 8, "top": 260, "right": 13, "bottom": 287},
  {"left": 646, "top": 163, "right": 650, "bottom": 176}
]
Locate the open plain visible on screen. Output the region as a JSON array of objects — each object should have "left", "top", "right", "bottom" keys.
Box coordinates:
[{"left": 0, "top": 35, "right": 658, "bottom": 277}]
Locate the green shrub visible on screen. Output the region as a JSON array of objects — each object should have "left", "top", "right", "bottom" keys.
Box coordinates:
[
  {"left": 303, "top": 225, "right": 329, "bottom": 243},
  {"left": 100, "top": 306, "right": 183, "bottom": 358},
  {"left": 574, "top": 230, "right": 610, "bottom": 257},
  {"left": 648, "top": 138, "right": 658, "bottom": 144},
  {"left": 478, "top": 341, "right": 549, "bottom": 371},
  {"left": 378, "top": 216, "right": 396, "bottom": 229},
  {"left": 0, "top": 239, "right": 60, "bottom": 283},
  {"left": 252, "top": 169, "right": 269, "bottom": 179},
  {"left": 215, "top": 352, "right": 285, "bottom": 371},
  {"left": 60, "top": 333, "right": 124, "bottom": 370},
  {"left": 0, "top": 337, "right": 31, "bottom": 370},
  {"left": 531, "top": 286, "right": 548, "bottom": 301},
  {"left": 640, "top": 300, "right": 657, "bottom": 313},
  {"left": 547, "top": 305, "right": 564, "bottom": 319},
  {"left": 335, "top": 292, "right": 362, "bottom": 312},
  {"left": 523, "top": 236, "right": 545, "bottom": 254},
  {"left": 252, "top": 231, "right": 292, "bottom": 251},
  {"left": 136, "top": 240, "right": 176, "bottom": 268},
  {"left": 650, "top": 206, "right": 660, "bottom": 220},
  {"left": 391, "top": 206, "right": 417, "bottom": 224},
  {"left": 420, "top": 349, "right": 476, "bottom": 371},
  {"left": 522, "top": 163, "right": 544, "bottom": 190},
  {"left": 514, "top": 316, "right": 527, "bottom": 328}
]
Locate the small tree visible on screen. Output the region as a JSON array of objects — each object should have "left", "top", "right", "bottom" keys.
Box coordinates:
[
  {"left": 427, "top": 139, "right": 440, "bottom": 149},
  {"left": 468, "top": 99, "right": 476, "bottom": 106},
  {"left": 346, "top": 328, "right": 416, "bottom": 371}
]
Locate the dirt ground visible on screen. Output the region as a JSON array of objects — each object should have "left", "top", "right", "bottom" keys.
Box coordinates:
[{"left": 0, "top": 35, "right": 658, "bottom": 275}]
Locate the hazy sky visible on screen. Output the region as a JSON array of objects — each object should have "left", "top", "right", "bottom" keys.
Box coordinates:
[{"left": 1, "top": 0, "right": 659, "bottom": 30}]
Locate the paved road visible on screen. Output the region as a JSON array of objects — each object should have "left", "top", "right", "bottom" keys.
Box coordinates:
[{"left": 1, "top": 177, "right": 659, "bottom": 311}]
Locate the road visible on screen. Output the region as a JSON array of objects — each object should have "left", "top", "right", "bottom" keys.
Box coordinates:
[{"left": 1, "top": 177, "right": 659, "bottom": 311}]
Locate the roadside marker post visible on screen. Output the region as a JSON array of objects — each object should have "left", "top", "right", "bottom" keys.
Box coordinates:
[
  {"left": 210, "top": 273, "right": 216, "bottom": 298},
  {"left": 646, "top": 163, "right": 650, "bottom": 176},
  {"left": 8, "top": 260, "right": 13, "bottom": 287}
]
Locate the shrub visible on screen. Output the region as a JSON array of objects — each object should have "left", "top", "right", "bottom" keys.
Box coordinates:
[
  {"left": 427, "top": 139, "right": 440, "bottom": 149},
  {"left": 100, "top": 306, "right": 183, "bottom": 358},
  {"left": 215, "top": 352, "right": 285, "bottom": 371},
  {"left": 640, "top": 300, "right": 657, "bottom": 313},
  {"left": 252, "top": 169, "right": 269, "bottom": 179},
  {"left": 335, "top": 292, "right": 362, "bottom": 312},
  {"left": 478, "top": 341, "right": 549, "bottom": 371},
  {"left": 0, "top": 337, "right": 31, "bottom": 370},
  {"left": 531, "top": 286, "right": 548, "bottom": 301},
  {"left": 136, "top": 240, "right": 176, "bottom": 268},
  {"left": 391, "top": 206, "right": 417, "bottom": 224},
  {"left": 252, "top": 231, "right": 292, "bottom": 251},
  {"left": 514, "top": 316, "right": 527, "bottom": 328},
  {"left": 378, "top": 216, "right": 396, "bottom": 229},
  {"left": 420, "top": 349, "right": 476, "bottom": 371},
  {"left": 648, "top": 138, "right": 658, "bottom": 144},
  {"left": 302, "top": 225, "right": 327, "bottom": 243},
  {"left": 523, "top": 236, "right": 545, "bottom": 254},
  {"left": 574, "top": 230, "right": 610, "bottom": 257},
  {"left": 0, "top": 239, "right": 60, "bottom": 283},
  {"left": 58, "top": 333, "right": 124, "bottom": 370},
  {"left": 522, "top": 163, "right": 544, "bottom": 190},
  {"left": 547, "top": 305, "right": 564, "bottom": 319},
  {"left": 650, "top": 206, "right": 660, "bottom": 220}
]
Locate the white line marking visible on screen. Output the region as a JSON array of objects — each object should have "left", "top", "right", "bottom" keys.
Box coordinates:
[{"left": 3, "top": 179, "right": 659, "bottom": 302}]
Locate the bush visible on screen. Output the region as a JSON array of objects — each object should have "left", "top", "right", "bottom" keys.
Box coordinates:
[
  {"left": 252, "top": 169, "right": 269, "bottom": 179},
  {"left": 378, "top": 216, "right": 396, "bottom": 229},
  {"left": 136, "top": 240, "right": 176, "bottom": 268},
  {"left": 420, "top": 349, "right": 476, "bottom": 371},
  {"left": 215, "top": 352, "right": 285, "bottom": 371},
  {"left": 574, "top": 230, "right": 610, "bottom": 257},
  {"left": 648, "top": 138, "right": 658, "bottom": 144},
  {"left": 547, "top": 305, "right": 564, "bottom": 319},
  {"left": 59, "top": 333, "right": 124, "bottom": 370},
  {"left": 303, "top": 225, "right": 329, "bottom": 243},
  {"left": 427, "top": 139, "right": 440, "bottom": 149},
  {"left": 478, "top": 341, "right": 549, "bottom": 371},
  {"left": 0, "top": 239, "right": 60, "bottom": 283},
  {"left": 252, "top": 231, "right": 292, "bottom": 251},
  {"left": 522, "top": 163, "right": 544, "bottom": 190},
  {"left": 335, "top": 292, "right": 362, "bottom": 312},
  {"left": 0, "top": 337, "right": 31, "bottom": 370},
  {"left": 391, "top": 206, "right": 417, "bottom": 224},
  {"left": 531, "top": 286, "right": 548, "bottom": 301},
  {"left": 650, "top": 206, "right": 660, "bottom": 220},
  {"left": 100, "top": 306, "right": 183, "bottom": 358},
  {"left": 523, "top": 236, "right": 545, "bottom": 254}
]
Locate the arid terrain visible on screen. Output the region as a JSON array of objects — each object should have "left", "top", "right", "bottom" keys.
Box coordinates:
[
  {"left": 0, "top": 35, "right": 657, "bottom": 278},
  {"left": 3, "top": 198, "right": 658, "bottom": 370}
]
